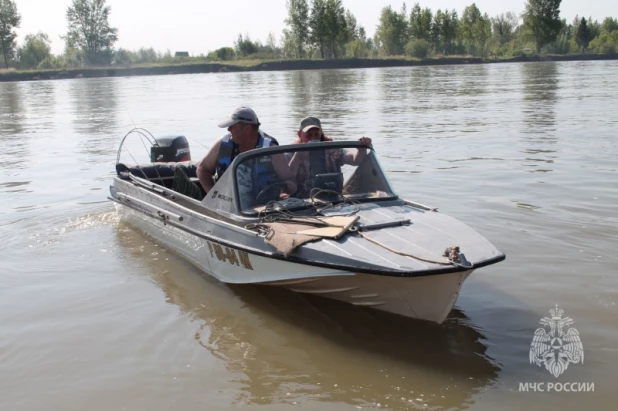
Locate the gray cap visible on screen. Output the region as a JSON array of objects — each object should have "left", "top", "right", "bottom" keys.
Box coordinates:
[
  {"left": 299, "top": 116, "right": 322, "bottom": 132},
  {"left": 217, "top": 106, "right": 260, "bottom": 128}
]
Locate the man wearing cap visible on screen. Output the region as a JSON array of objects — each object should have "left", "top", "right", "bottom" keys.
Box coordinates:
[
  {"left": 292, "top": 116, "right": 333, "bottom": 144},
  {"left": 196, "top": 106, "right": 293, "bottom": 196},
  {"left": 289, "top": 116, "right": 372, "bottom": 168},
  {"left": 288, "top": 116, "right": 373, "bottom": 198}
]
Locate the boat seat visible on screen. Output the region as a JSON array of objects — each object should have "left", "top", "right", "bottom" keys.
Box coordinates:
[
  {"left": 172, "top": 166, "right": 205, "bottom": 200},
  {"left": 116, "top": 161, "right": 199, "bottom": 189}
]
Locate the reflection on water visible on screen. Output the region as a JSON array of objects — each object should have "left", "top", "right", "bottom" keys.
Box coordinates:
[
  {"left": 0, "top": 180, "right": 31, "bottom": 193},
  {"left": 379, "top": 68, "right": 412, "bottom": 117},
  {"left": 24, "top": 81, "right": 56, "bottom": 132},
  {"left": 287, "top": 70, "right": 311, "bottom": 131},
  {"left": 520, "top": 62, "right": 560, "bottom": 174},
  {"left": 116, "top": 222, "right": 499, "bottom": 410},
  {"left": 0, "top": 82, "right": 24, "bottom": 136},
  {"left": 458, "top": 64, "right": 489, "bottom": 95},
  {"left": 0, "top": 83, "right": 28, "bottom": 170},
  {"left": 235, "top": 73, "right": 262, "bottom": 102},
  {"left": 521, "top": 62, "right": 559, "bottom": 133},
  {"left": 286, "top": 69, "right": 367, "bottom": 138},
  {"left": 70, "top": 78, "right": 119, "bottom": 159}
]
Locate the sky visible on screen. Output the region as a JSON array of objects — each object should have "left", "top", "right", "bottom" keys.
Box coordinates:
[{"left": 14, "top": 0, "right": 618, "bottom": 56}]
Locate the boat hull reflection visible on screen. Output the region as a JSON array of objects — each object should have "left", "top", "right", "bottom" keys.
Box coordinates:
[{"left": 115, "top": 221, "right": 500, "bottom": 410}]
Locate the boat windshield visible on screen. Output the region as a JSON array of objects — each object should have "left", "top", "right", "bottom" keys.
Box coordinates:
[{"left": 233, "top": 143, "right": 397, "bottom": 213}]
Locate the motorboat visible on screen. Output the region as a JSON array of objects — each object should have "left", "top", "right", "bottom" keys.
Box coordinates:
[{"left": 109, "top": 130, "right": 505, "bottom": 324}]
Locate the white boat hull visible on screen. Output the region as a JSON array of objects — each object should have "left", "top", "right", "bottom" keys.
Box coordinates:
[
  {"left": 120, "top": 205, "right": 470, "bottom": 324},
  {"left": 264, "top": 271, "right": 471, "bottom": 324}
]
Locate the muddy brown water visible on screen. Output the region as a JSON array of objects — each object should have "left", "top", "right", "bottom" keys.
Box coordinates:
[{"left": 1, "top": 61, "right": 617, "bottom": 410}]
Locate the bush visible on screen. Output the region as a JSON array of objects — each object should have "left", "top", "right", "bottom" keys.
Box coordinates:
[
  {"left": 345, "top": 39, "right": 370, "bottom": 58},
  {"left": 37, "top": 56, "right": 66, "bottom": 70},
  {"left": 114, "top": 48, "right": 133, "bottom": 66},
  {"left": 589, "top": 31, "right": 618, "bottom": 53},
  {"left": 404, "top": 39, "right": 431, "bottom": 58},
  {"left": 543, "top": 35, "right": 571, "bottom": 55},
  {"left": 598, "top": 42, "right": 616, "bottom": 54},
  {"left": 207, "top": 47, "right": 236, "bottom": 61},
  {"left": 135, "top": 47, "right": 159, "bottom": 64},
  {"left": 63, "top": 48, "right": 85, "bottom": 68},
  {"left": 241, "top": 52, "right": 278, "bottom": 60},
  {"left": 17, "top": 33, "right": 53, "bottom": 69}
]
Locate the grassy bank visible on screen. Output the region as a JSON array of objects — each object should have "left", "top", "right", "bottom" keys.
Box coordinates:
[{"left": 1, "top": 53, "right": 617, "bottom": 82}]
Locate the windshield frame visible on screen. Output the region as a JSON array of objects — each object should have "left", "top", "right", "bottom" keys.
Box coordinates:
[{"left": 230, "top": 141, "right": 399, "bottom": 216}]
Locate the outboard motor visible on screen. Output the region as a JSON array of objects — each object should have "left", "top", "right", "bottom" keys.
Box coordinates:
[{"left": 150, "top": 135, "right": 191, "bottom": 163}]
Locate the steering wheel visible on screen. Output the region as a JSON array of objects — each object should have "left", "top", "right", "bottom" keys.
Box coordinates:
[{"left": 255, "top": 181, "right": 297, "bottom": 204}]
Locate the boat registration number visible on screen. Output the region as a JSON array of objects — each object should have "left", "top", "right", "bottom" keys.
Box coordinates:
[{"left": 206, "top": 241, "right": 253, "bottom": 270}]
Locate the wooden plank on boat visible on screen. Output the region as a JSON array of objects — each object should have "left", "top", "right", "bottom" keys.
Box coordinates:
[{"left": 295, "top": 225, "right": 349, "bottom": 238}]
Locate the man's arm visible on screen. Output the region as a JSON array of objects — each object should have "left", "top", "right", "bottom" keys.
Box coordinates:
[
  {"left": 271, "top": 153, "right": 295, "bottom": 181},
  {"left": 196, "top": 138, "right": 222, "bottom": 194},
  {"left": 344, "top": 137, "right": 372, "bottom": 166}
]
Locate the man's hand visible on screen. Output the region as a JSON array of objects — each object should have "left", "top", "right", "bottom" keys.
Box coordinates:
[
  {"left": 196, "top": 138, "right": 222, "bottom": 195},
  {"left": 279, "top": 181, "right": 298, "bottom": 199}
]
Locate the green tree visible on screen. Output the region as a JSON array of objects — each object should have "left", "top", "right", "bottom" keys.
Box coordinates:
[
  {"left": 601, "top": 17, "right": 618, "bottom": 33},
  {"left": 433, "top": 9, "right": 460, "bottom": 55},
  {"left": 460, "top": 4, "right": 492, "bottom": 56},
  {"left": 432, "top": 9, "right": 445, "bottom": 53},
  {"left": 65, "top": 0, "right": 118, "bottom": 65},
  {"left": 0, "top": 0, "right": 21, "bottom": 68},
  {"left": 280, "top": 28, "right": 296, "bottom": 58},
  {"left": 575, "top": 17, "right": 592, "bottom": 52},
  {"left": 586, "top": 17, "right": 601, "bottom": 39},
  {"left": 546, "top": 18, "right": 571, "bottom": 54},
  {"left": 266, "top": 32, "right": 278, "bottom": 54},
  {"left": 17, "top": 32, "right": 52, "bottom": 68},
  {"left": 374, "top": 5, "right": 409, "bottom": 56},
  {"left": 409, "top": 3, "right": 432, "bottom": 41},
  {"left": 308, "top": 0, "right": 328, "bottom": 57},
  {"left": 522, "top": 0, "right": 562, "bottom": 53},
  {"left": 358, "top": 26, "right": 367, "bottom": 42},
  {"left": 492, "top": 12, "right": 519, "bottom": 45},
  {"left": 323, "top": 0, "right": 347, "bottom": 58},
  {"left": 345, "top": 24, "right": 371, "bottom": 58},
  {"left": 344, "top": 8, "right": 358, "bottom": 40},
  {"left": 234, "top": 34, "right": 258, "bottom": 57},
  {"left": 285, "top": 0, "right": 309, "bottom": 58},
  {"left": 308, "top": 0, "right": 347, "bottom": 58}
]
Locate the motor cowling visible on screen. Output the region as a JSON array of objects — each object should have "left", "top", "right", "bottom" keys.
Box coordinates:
[{"left": 150, "top": 135, "right": 191, "bottom": 163}]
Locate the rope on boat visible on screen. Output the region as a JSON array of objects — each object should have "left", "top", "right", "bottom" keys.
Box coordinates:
[{"left": 357, "top": 232, "right": 472, "bottom": 268}]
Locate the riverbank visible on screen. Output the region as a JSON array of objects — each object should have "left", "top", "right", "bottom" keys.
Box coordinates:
[{"left": 1, "top": 53, "right": 617, "bottom": 82}]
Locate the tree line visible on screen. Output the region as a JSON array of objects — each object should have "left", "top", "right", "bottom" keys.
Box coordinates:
[{"left": 1, "top": 0, "right": 617, "bottom": 70}]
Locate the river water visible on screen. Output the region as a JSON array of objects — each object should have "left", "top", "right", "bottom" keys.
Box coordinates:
[{"left": 1, "top": 61, "right": 617, "bottom": 410}]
